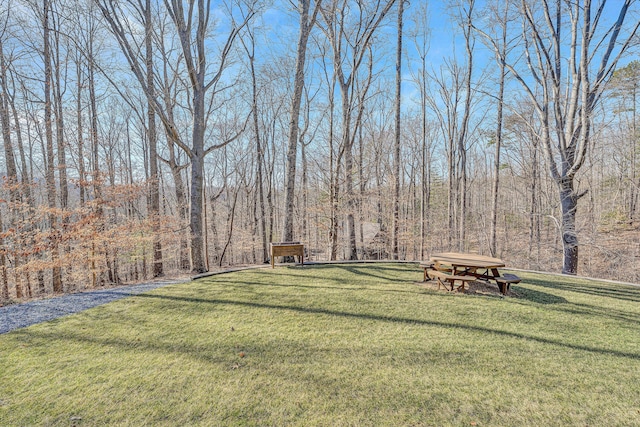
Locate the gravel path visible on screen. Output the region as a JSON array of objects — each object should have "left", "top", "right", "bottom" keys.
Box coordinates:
[{"left": 0, "top": 279, "right": 186, "bottom": 334}]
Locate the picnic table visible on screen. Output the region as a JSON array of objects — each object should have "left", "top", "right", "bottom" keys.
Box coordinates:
[{"left": 421, "top": 252, "right": 520, "bottom": 294}]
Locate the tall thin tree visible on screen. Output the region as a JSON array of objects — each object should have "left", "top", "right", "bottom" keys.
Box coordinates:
[
  {"left": 282, "top": 0, "right": 322, "bottom": 249},
  {"left": 392, "top": 0, "right": 404, "bottom": 260}
]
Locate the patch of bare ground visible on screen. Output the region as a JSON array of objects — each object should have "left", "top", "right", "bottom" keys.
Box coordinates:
[{"left": 416, "top": 279, "right": 519, "bottom": 298}]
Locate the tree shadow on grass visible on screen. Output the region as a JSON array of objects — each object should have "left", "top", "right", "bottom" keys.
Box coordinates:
[
  {"left": 220, "top": 280, "right": 422, "bottom": 296},
  {"left": 127, "top": 293, "right": 640, "bottom": 361},
  {"left": 522, "top": 276, "right": 640, "bottom": 303},
  {"left": 513, "top": 286, "right": 568, "bottom": 305},
  {"left": 493, "top": 275, "right": 640, "bottom": 324},
  {"left": 333, "top": 264, "right": 416, "bottom": 283},
  {"left": 210, "top": 264, "right": 422, "bottom": 296},
  {"left": 275, "top": 263, "right": 415, "bottom": 283},
  {"left": 548, "top": 301, "right": 640, "bottom": 324}
]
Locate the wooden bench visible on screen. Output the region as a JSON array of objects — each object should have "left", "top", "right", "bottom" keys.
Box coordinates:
[
  {"left": 494, "top": 273, "right": 521, "bottom": 294},
  {"left": 420, "top": 262, "right": 451, "bottom": 282},
  {"left": 420, "top": 262, "right": 434, "bottom": 281},
  {"left": 270, "top": 242, "right": 304, "bottom": 268},
  {"left": 426, "top": 269, "right": 476, "bottom": 292}
]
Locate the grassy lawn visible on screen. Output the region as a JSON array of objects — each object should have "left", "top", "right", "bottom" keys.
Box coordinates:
[{"left": 1, "top": 263, "right": 639, "bottom": 426}]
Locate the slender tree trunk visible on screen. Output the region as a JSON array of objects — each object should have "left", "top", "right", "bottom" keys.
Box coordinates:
[
  {"left": 75, "top": 55, "right": 86, "bottom": 206},
  {"left": 159, "top": 59, "right": 190, "bottom": 269},
  {"left": 0, "top": 207, "right": 8, "bottom": 301},
  {"left": 52, "top": 17, "right": 70, "bottom": 287},
  {"left": 358, "top": 124, "right": 365, "bottom": 256},
  {"left": 1, "top": 31, "right": 23, "bottom": 298},
  {"left": 5, "top": 64, "right": 35, "bottom": 294},
  {"left": 528, "top": 136, "right": 539, "bottom": 268},
  {"left": 630, "top": 83, "right": 638, "bottom": 221},
  {"left": 189, "top": 98, "right": 206, "bottom": 273},
  {"left": 342, "top": 91, "right": 357, "bottom": 260},
  {"left": 43, "top": 0, "right": 63, "bottom": 293},
  {"left": 490, "top": 60, "right": 506, "bottom": 257},
  {"left": 283, "top": 0, "right": 319, "bottom": 246},
  {"left": 219, "top": 187, "right": 239, "bottom": 267},
  {"left": 9, "top": 98, "right": 31, "bottom": 205},
  {"left": 53, "top": 21, "right": 68, "bottom": 213},
  {"left": 328, "top": 74, "right": 339, "bottom": 260},
  {"left": 0, "top": 40, "right": 18, "bottom": 198},
  {"left": 145, "top": 0, "right": 163, "bottom": 277},
  {"left": 392, "top": 0, "right": 404, "bottom": 260},
  {"left": 301, "top": 138, "right": 310, "bottom": 254},
  {"left": 447, "top": 138, "right": 455, "bottom": 248},
  {"left": 88, "top": 28, "right": 104, "bottom": 287},
  {"left": 247, "top": 44, "right": 268, "bottom": 263},
  {"left": 457, "top": 0, "right": 474, "bottom": 252}
]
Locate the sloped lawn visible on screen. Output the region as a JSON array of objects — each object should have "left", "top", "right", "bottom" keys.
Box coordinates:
[{"left": 1, "top": 263, "right": 639, "bottom": 426}]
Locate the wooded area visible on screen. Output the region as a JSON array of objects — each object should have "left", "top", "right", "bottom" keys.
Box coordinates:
[{"left": 1, "top": 0, "right": 639, "bottom": 302}]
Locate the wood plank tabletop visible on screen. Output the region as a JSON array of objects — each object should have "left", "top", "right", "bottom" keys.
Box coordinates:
[{"left": 429, "top": 252, "right": 505, "bottom": 269}]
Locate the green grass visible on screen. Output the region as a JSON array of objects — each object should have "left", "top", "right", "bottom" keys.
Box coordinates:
[{"left": 1, "top": 263, "right": 640, "bottom": 426}]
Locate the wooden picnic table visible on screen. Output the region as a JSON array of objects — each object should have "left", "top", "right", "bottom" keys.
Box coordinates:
[{"left": 422, "top": 252, "right": 520, "bottom": 294}]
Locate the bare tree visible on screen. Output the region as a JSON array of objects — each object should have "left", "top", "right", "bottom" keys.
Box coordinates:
[
  {"left": 320, "top": 0, "right": 395, "bottom": 260},
  {"left": 392, "top": 0, "right": 404, "bottom": 260},
  {"left": 42, "top": 0, "right": 63, "bottom": 293},
  {"left": 96, "top": 0, "right": 253, "bottom": 273},
  {"left": 473, "top": 0, "right": 514, "bottom": 257},
  {"left": 455, "top": 0, "right": 475, "bottom": 252},
  {"left": 0, "top": 12, "right": 19, "bottom": 202},
  {"left": 239, "top": 21, "right": 270, "bottom": 263},
  {"left": 407, "top": 1, "right": 432, "bottom": 259},
  {"left": 282, "top": 0, "right": 322, "bottom": 249},
  {"left": 0, "top": 2, "right": 14, "bottom": 301},
  {"left": 507, "top": 0, "right": 640, "bottom": 274},
  {"left": 144, "top": 0, "right": 163, "bottom": 277}
]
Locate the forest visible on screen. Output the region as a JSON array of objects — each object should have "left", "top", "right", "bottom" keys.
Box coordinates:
[{"left": 1, "top": 0, "right": 639, "bottom": 302}]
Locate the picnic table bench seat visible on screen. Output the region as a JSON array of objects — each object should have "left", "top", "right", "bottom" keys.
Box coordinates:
[
  {"left": 420, "top": 262, "right": 452, "bottom": 281},
  {"left": 494, "top": 273, "right": 521, "bottom": 294},
  {"left": 426, "top": 269, "right": 476, "bottom": 292}
]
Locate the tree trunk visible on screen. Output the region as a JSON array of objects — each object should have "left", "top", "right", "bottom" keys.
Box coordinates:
[
  {"left": 457, "top": 0, "right": 474, "bottom": 252},
  {"left": 392, "top": 0, "right": 404, "bottom": 260},
  {"left": 328, "top": 74, "right": 339, "bottom": 260},
  {"left": 342, "top": 88, "right": 357, "bottom": 260},
  {"left": 559, "top": 181, "right": 579, "bottom": 274},
  {"left": 246, "top": 40, "right": 269, "bottom": 263},
  {"left": 282, "top": 0, "right": 319, "bottom": 247},
  {"left": 43, "top": 0, "right": 63, "bottom": 294},
  {"left": 53, "top": 18, "right": 68, "bottom": 213},
  {"left": 0, "top": 40, "right": 18, "bottom": 197},
  {"left": 528, "top": 135, "right": 540, "bottom": 269},
  {"left": 0, "top": 204, "right": 8, "bottom": 301},
  {"left": 145, "top": 0, "right": 163, "bottom": 277},
  {"left": 159, "top": 58, "right": 190, "bottom": 270},
  {"left": 189, "top": 98, "right": 206, "bottom": 273},
  {"left": 301, "top": 137, "right": 310, "bottom": 256},
  {"left": 489, "top": 6, "right": 508, "bottom": 258},
  {"left": 75, "top": 55, "right": 86, "bottom": 206}
]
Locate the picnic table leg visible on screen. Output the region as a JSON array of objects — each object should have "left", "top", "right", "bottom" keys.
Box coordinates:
[{"left": 490, "top": 268, "right": 504, "bottom": 293}]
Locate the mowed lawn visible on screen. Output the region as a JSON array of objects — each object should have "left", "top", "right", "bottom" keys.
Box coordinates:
[{"left": 1, "top": 263, "right": 639, "bottom": 426}]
